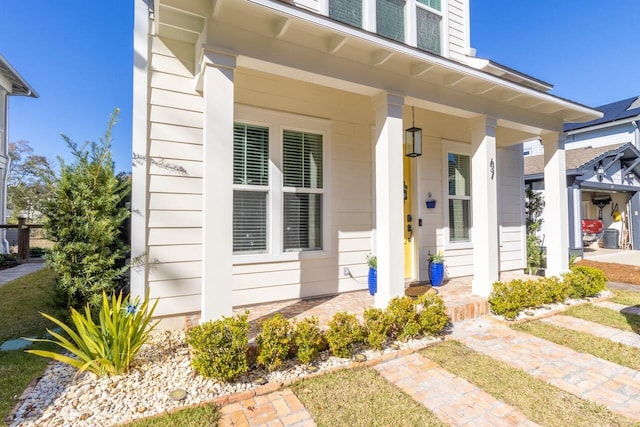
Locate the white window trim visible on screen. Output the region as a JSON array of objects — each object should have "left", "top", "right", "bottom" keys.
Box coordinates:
[
  {"left": 233, "top": 104, "right": 332, "bottom": 264},
  {"left": 442, "top": 139, "right": 473, "bottom": 250}
]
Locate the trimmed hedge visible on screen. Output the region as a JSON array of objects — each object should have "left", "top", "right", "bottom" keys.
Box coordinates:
[{"left": 489, "top": 266, "right": 608, "bottom": 320}]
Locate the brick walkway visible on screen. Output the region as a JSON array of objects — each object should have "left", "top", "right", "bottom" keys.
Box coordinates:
[
  {"left": 450, "top": 318, "right": 640, "bottom": 421},
  {"left": 595, "top": 300, "right": 640, "bottom": 316},
  {"left": 374, "top": 353, "right": 539, "bottom": 426},
  {"left": 218, "top": 389, "right": 315, "bottom": 427},
  {"left": 541, "top": 315, "right": 640, "bottom": 348}
]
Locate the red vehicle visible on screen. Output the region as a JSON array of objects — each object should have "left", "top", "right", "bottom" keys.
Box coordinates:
[{"left": 582, "top": 219, "right": 604, "bottom": 245}]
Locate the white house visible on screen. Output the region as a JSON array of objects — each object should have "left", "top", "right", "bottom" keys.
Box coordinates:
[
  {"left": 524, "top": 96, "right": 640, "bottom": 255},
  {"left": 131, "top": 0, "right": 601, "bottom": 328},
  {"left": 0, "top": 55, "right": 38, "bottom": 253}
]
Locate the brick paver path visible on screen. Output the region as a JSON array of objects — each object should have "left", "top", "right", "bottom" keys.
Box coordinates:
[
  {"left": 218, "top": 389, "right": 315, "bottom": 427},
  {"left": 541, "top": 315, "right": 640, "bottom": 348},
  {"left": 374, "top": 353, "right": 539, "bottom": 426},
  {"left": 451, "top": 318, "right": 640, "bottom": 421},
  {"left": 595, "top": 300, "right": 640, "bottom": 316}
]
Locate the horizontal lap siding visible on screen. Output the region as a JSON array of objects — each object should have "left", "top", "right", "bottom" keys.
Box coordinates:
[
  {"left": 147, "top": 36, "right": 204, "bottom": 316},
  {"left": 498, "top": 146, "right": 525, "bottom": 271},
  {"left": 447, "top": 0, "right": 468, "bottom": 62},
  {"left": 232, "top": 69, "right": 373, "bottom": 306}
]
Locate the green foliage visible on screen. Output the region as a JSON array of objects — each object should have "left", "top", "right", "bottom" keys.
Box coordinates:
[
  {"left": 7, "top": 140, "right": 55, "bottom": 223},
  {"left": 415, "top": 293, "right": 449, "bottom": 335},
  {"left": 564, "top": 266, "right": 607, "bottom": 299},
  {"left": 0, "top": 253, "right": 17, "bottom": 268},
  {"left": 429, "top": 251, "right": 444, "bottom": 263},
  {"left": 26, "top": 292, "right": 158, "bottom": 377},
  {"left": 325, "top": 312, "right": 362, "bottom": 358},
  {"left": 525, "top": 188, "right": 545, "bottom": 273},
  {"left": 29, "top": 247, "right": 48, "bottom": 258},
  {"left": 186, "top": 313, "right": 250, "bottom": 381},
  {"left": 489, "top": 267, "right": 607, "bottom": 319},
  {"left": 366, "top": 254, "right": 377, "bottom": 269},
  {"left": 363, "top": 308, "right": 392, "bottom": 350},
  {"left": 387, "top": 296, "right": 421, "bottom": 341},
  {"left": 256, "top": 314, "right": 293, "bottom": 371},
  {"left": 293, "top": 317, "right": 324, "bottom": 365},
  {"left": 42, "top": 110, "right": 131, "bottom": 309}
]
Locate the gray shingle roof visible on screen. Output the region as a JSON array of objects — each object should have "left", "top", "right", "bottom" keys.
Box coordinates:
[{"left": 524, "top": 143, "right": 626, "bottom": 176}]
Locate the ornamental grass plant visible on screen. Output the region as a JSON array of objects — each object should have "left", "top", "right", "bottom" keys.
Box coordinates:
[{"left": 26, "top": 292, "right": 158, "bottom": 377}]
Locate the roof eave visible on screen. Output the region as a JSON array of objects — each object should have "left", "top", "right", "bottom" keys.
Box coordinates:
[{"left": 0, "top": 55, "right": 39, "bottom": 98}]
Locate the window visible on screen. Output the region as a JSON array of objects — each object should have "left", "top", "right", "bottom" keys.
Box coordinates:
[
  {"left": 447, "top": 152, "right": 471, "bottom": 243},
  {"left": 282, "top": 130, "right": 324, "bottom": 252},
  {"left": 233, "top": 107, "right": 329, "bottom": 260},
  {"left": 233, "top": 123, "right": 269, "bottom": 254},
  {"left": 377, "top": 0, "right": 405, "bottom": 43},
  {"left": 329, "top": 0, "right": 362, "bottom": 27},
  {"left": 416, "top": 0, "right": 442, "bottom": 54}
]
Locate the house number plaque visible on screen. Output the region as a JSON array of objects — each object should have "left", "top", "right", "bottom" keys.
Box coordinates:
[{"left": 490, "top": 158, "right": 495, "bottom": 180}]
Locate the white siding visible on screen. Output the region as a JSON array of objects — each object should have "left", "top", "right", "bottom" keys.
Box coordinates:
[
  {"left": 498, "top": 145, "right": 526, "bottom": 271},
  {"left": 447, "top": 0, "right": 469, "bottom": 62},
  {"left": 566, "top": 124, "right": 634, "bottom": 150},
  {"left": 522, "top": 139, "right": 543, "bottom": 156},
  {"left": 145, "top": 36, "right": 204, "bottom": 316}
]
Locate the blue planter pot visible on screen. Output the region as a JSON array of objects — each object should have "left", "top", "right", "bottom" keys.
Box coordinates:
[
  {"left": 430, "top": 262, "right": 444, "bottom": 286},
  {"left": 368, "top": 267, "right": 377, "bottom": 295}
]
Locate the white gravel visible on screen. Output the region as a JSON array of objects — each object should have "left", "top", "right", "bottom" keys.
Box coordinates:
[{"left": 9, "top": 330, "right": 442, "bottom": 426}]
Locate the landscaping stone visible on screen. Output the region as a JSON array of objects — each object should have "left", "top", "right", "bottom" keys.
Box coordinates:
[{"left": 0, "top": 338, "right": 33, "bottom": 351}]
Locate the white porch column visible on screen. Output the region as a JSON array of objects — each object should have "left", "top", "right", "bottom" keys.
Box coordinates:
[
  {"left": 542, "top": 132, "right": 569, "bottom": 276},
  {"left": 471, "top": 116, "right": 499, "bottom": 297},
  {"left": 373, "top": 92, "right": 405, "bottom": 308},
  {"left": 568, "top": 184, "right": 583, "bottom": 256},
  {"left": 200, "top": 47, "right": 236, "bottom": 322}
]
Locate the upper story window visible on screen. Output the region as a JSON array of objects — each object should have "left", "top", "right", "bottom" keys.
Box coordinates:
[{"left": 327, "top": 1, "right": 444, "bottom": 56}]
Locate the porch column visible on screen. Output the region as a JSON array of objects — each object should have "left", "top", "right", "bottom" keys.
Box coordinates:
[
  {"left": 200, "top": 47, "right": 236, "bottom": 322},
  {"left": 470, "top": 116, "right": 499, "bottom": 297},
  {"left": 373, "top": 92, "right": 405, "bottom": 308},
  {"left": 631, "top": 192, "right": 640, "bottom": 250},
  {"left": 568, "top": 183, "right": 583, "bottom": 257},
  {"left": 542, "top": 132, "right": 569, "bottom": 276}
]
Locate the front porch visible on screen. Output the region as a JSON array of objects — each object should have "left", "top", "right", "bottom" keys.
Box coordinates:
[{"left": 226, "top": 271, "right": 532, "bottom": 338}]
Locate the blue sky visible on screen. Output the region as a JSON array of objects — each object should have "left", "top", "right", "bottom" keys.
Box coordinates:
[{"left": 2, "top": 1, "right": 639, "bottom": 173}]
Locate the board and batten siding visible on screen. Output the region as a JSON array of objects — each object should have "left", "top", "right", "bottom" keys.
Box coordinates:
[
  {"left": 497, "top": 145, "right": 526, "bottom": 271},
  {"left": 146, "top": 36, "right": 204, "bottom": 318}
]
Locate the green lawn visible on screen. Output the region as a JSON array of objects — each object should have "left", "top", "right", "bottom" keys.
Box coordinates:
[
  {"left": 609, "top": 289, "right": 640, "bottom": 307},
  {"left": 291, "top": 367, "right": 444, "bottom": 427},
  {"left": 564, "top": 304, "right": 640, "bottom": 333},
  {"left": 0, "top": 267, "right": 65, "bottom": 423},
  {"left": 121, "top": 405, "right": 220, "bottom": 427}
]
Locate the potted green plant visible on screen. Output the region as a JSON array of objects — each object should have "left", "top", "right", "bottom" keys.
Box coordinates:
[
  {"left": 429, "top": 251, "right": 445, "bottom": 286},
  {"left": 366, "top": 254, "right": 377, "bottom": 295}
]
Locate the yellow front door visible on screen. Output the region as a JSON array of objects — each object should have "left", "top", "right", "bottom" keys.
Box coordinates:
[{"left": 403, "top": 156, "right": 414, "bottom": 280}]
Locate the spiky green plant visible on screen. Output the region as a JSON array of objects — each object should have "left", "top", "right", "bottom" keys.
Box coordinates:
[{"left": 26, "top": 292, "right": 158, "bottom": 377}]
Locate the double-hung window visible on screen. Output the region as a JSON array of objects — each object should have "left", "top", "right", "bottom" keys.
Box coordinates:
[
  {"left": 233, "top": 107, "right": 329, "bottom": 261},
  {"left": 415, "top": 0, "right": 442, "bottom": 55},
  {"left": 328, "top": 0, "right": 362, "bottom": 27},
  {"left": 447, "top": 149, "right": 471, "bottom": 244}
]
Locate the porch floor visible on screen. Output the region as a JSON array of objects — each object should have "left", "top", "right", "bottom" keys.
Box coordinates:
[{"left": 233, "top": 271, "right": 532, "bottom": 338}]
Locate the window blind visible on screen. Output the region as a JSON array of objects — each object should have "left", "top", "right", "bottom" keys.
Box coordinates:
[
  {"left": 283, "top": 193, "right": 322, "bottom": 251},
  {"left": 233, "top": 123, "right": 269, "bottom": 186},
  {"left": 376, "top": 0, "right": 405, "bottom": 43},
  {"left": 329, "top": 0, "right": 362, "bottom": 27},
  {"left": 449, "top": 199, "right": 470, "bottom": 242},
  {"left": 233, "top": 191, "right": 268, "bottom": 253},
  {"left": 283, "top": 130, "right": 323, "bottom": 189},
  {"left": 448, "top": 153, "right": 470, "bottom": 196},
  {"left": 417, "top": 7, "right": 442, "bottom": 55}
]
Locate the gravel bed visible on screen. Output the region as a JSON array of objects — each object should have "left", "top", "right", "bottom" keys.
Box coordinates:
[{"left": 9, "top": 330, "right": 442, "bottom": 426}]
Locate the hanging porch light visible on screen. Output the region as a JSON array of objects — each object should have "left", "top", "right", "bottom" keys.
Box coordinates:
[{"left": 405, "top": 106, "right": 422, "bottom": 157}]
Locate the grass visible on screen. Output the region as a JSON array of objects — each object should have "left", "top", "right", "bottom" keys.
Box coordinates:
[
  {"left": 0, "top": 267, "right": 66, "bottom": 423},
  {"left": 512, "top": 321, "right": 640, "bottom": 371},
  {"left": 291, "top": 367, "right": 445, "bottom": 427},
  {"left": 121, "top": 405, "right": 220, "bottom": 427},
  {"left": 564, "top": 304, "right": 640, "bottom": 334},
  {"left": 0, "top": 267, "right": 65, "bottom": 342},
  {"left": 421, "top": 340, "right": 635, "bottom": 427},
  {"left": 609, "top": 289, "right": 640, "bottom": 307}
]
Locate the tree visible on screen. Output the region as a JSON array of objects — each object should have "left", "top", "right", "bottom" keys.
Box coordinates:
[
  {"left": 525, "top": 188, "right": 545, "bottom": 274},
  {"left": 7, "top": 140, "right": 54, "bottom": 223},
  {"left": 42, "top": 110, "right": 130, "bottom": 309}
]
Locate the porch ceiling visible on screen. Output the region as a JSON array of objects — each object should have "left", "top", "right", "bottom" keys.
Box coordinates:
[{"left": 154, "top": 0, "right": 601, "bottom": 137}]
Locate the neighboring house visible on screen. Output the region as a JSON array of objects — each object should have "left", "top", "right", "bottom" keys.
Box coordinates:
[
  {"left": 524, "top": 96, "right": 640, "bottom": 256},
  {"left": 0, "top": 55, "right": 38, "bottom": 253},
  {"left": 131, "top": 0, "right": 601, "bottom": 328}
]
